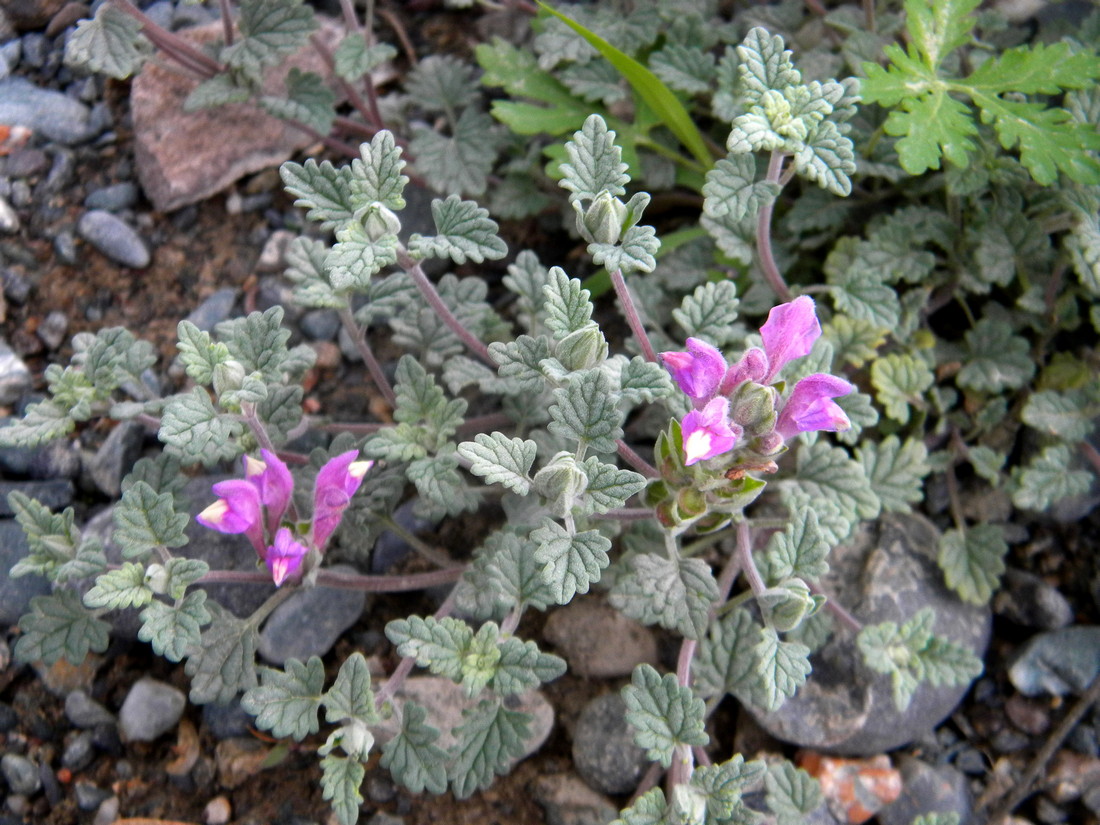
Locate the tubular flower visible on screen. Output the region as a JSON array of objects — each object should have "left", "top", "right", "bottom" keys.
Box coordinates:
[
  {"left": 195, "top": 479, "right": 265, "bottom": 558},
  {"left": 775, "top": 374, "right": 854, "bottom": 440},
  {"left": 681, "top": 398, "right": 742, "bottom": 465},
  {"left": 265, "top": 527, "right": 309, "bottom": 587},
  {"left": 759, "top": 295, "right": 821, "bottom": 383},
  {"left": 244, "top": 449, "right": 294, "bottom": 537},
  {"left": 660, "top": 338, "right": 727, "bottom": 404},
  {"left": 312, "top": 450, "right": 375, "bottom": 550}
]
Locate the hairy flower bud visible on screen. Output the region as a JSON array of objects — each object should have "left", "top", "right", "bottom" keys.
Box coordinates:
[
  {"left": 670, "top": 783, "right": 707, "bottom": 825},
  {"left": 212, "top": 359, "right": 247, "bottom": 398},
  {"left": 533, "top": 451, "right": 588, "bottom": 517},
  {"left": 727, "top": 380, "right": 778, "bottom": 436},
  {"left": 557, "top": 323, "right": 608, "bottom": 371},
  {"left": 577, "top": 190, "right": 628, "bottom": 245},
  {"left": 145, "top": 564, "right": 169, "bottom": 595},
  {"left": 361, "top": 202, "right": 402, "bottom": 241},
  {"left": 762, "top": 578, "right": 821, "bottom": 632}
]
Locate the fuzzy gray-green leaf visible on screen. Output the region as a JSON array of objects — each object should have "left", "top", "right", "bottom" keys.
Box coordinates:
[
  {"left": 320, "top": 753, "right": 365, "bottom": 825},
  {"left": 458, "top": 433, "right": 537, "bottom": 495},
  {"left": 408, "top": 194, "right": 507, "bottom": 264},
  {"left": 381, "top": 702, "right": 448, "bottom": 794},
  {"left": 548, "top": 369, "right": 623, "bottom": 454},
  {"left": 138, "top": 591, "right": 211, "bottom": 662},
  {"left": 532, "top": 518, "right": 611, "bottom": 604},
  {"left": 84, "top": 563, "right": 153, "bottom": 610},
  {"left": 938, "top": 524, "right": 1007, "bottom": 606},
  {"left": 765, "top": 762, "right": 822, "bottom": 825},
  {"left": 610, "top": 553, "right": 719, "bottom": 640},
  {"left": 857, "top": 436, "right": 930, "bottom": 513},
  {"left": 242, "top": 656, "right": 325, "bottom": 740},
  {"left": 448, "top": 700, "right": 529, "bottom": 799},
  {"left": 65, "top": 3, "right": 149, "bottom": 80},
  {"left": 14, "top": 590, "right": 111, "bottom": 666},
  {"left": 113, "top": 481, "right": 189, "bottom": 558},
  {"left": 560, "top": 114, "right": 630, "bottom": 204},
  {"left": 185, "top": 602, "right": 259, "bottom": 705},
  {"left": 622, "top": 664, "right": 709, "bottom": 767}
]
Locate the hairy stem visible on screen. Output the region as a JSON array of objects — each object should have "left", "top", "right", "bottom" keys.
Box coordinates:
[
  {"left": 756, "top": 152, "right": 793, "bottom": 303},
  {"left": 375, "top": 587, "right": 458, "bottom": 708},
  {"left": 610, "top": 269, "right": 658, "bottom": 363},
  {"left": 309, "top": 34, "right": 381, "bottom": 130},
  {"left": 617, "top": 439, "right": 659, "bottom": 478},
  {"left": 1082, "top": 440, "right": 1100, "bottom": 475},
  {"left": 807, "top": 581, "right": 863, "bottom": 634},
  {"left": 218, "top": 0, "right": 234, "bottom": 46},
  {"left": 196, "top": 565, "right": 464, "bottom": 592},
  {"left": 736, "top": 520, "right": 767, "bottom": 596},
  {"left": 398, "top": 248, "right": 493, "bottom": 364},
  {"left": 338, "top": 304, "right": 397, "bottom": 407},
  {"left": 338, "top": 0, "right": 360, "bottom": 30},
  {"left": 111, "top": 0, "right": 224, "bottom": 77}
]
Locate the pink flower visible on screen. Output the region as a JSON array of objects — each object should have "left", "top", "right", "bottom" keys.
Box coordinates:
[
  {"left": 775, "top": 374, "right": 854, "bottom": 440},
  {"left": 681, "top": 398, "right": 742, "bottom": 465},
  {"left": 195, "top": 479, "right": 266, "bottom": 558},
  {"left": 660, "top": 338, "right": 727, "bottom": 403},
  {"left": 244, "top": 449, "right": 294, "bottom": 537},
  {"left": 720, "top": 347, "right": 768, "bottom": 395},
  {"left": 265, "top": 527, "right": 309, "bottom": 586},
  {"left": 759, "top": 296, "right": 821, "bottom": 383},
  {"left": 312, "top": 450, "right": 374, "bottom": 550}
]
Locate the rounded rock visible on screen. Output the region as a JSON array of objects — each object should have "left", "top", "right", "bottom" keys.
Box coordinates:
[
  {"left": 77, "top": 210, "right": 150, "bottom": 268},
  {"left": 64, "top": 690, "right": 116, "bottom": 729},
  {"left": 1, "top": 754, "right": 40, "bottom": 796},
  {"left": 544, "top": 598, "right": 659, "bottom": 679},
  {"left": 572, "top": 693, "right": 648, "bottom": 795},
  {"left": 118, "top": 678, "right": 186, "bottom": 742}
]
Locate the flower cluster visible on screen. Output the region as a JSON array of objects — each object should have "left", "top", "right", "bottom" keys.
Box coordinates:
[
  {"left": 661, "top": 297, "right": 853, "bottom": 465},
  {"left": 196, "top": 449, "right": 374, "bottom": 586}
]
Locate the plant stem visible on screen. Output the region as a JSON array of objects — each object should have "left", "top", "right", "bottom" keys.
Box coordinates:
[
  {"left": 594, "top": 507, "right": 655, "bottom": 521},
  {"left": 338, "top": 0, "right": 361, "bottom": 30},
  {"left": 111, "top": 0, "right": 224, "bottom": 77},
  {"left": 196, "top": 565, "right": 464, "bottom": 592},
  {"left": 610, "top": 269, "right": 658, "bottom": 363},
  {"left": 375, "top": 587, "right": 458, "bottom": 708},
  {"left": 756, "top": 152, "right": 793, "bottom": 303},
  {"left": 807, "top": 581, "right": 863, "bottom": 634},
  {"left": 309, "top": 34, "right": 381, "bottom": 131},
  {"left": 398, "top": 248, "right": 493, "bottom": 364},
  {"left": 617, "top": 439, "right": 660, "bottom": 478},
  {"left": 736, "top": 520, "right": 767, "bottom": 596},
  {"left": 218, "top": 0, "right": 234, "bottom": 46},
  {"left": 338, "top": 304, "right": 397, "bottom": 407},
  {"left": 246, "top": 586, "right": 296, "bottom": 628},
  {"left": 1082, "top": 440, "right": 1100, "bottom": 475}
]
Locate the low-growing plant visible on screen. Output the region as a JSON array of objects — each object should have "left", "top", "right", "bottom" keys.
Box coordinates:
[{"left": 5, "top": 1, "right": 1100, "bottom": 824}]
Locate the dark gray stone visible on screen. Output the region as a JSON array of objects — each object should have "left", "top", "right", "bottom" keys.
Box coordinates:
[
  {"left": 0, "top": 754, "right": 39, "bottom": 796},
  {"left": 258, "top": 564, "right": 367, "bottom": 665},
  {"left": 53, "top": 228, "right": 78, "bottom": 265},
  {"left": 0, "top": 424, "right": 81, "bottom": 479},
  {"left": 73, "top": 782, "right": 110, "bottom": 812},
  {"left": 0, "top": 196, "right": 17, "bottom": 233},
  {"left": 299, "top": 309, "right": 341, "bottom": 341},
  {"left": 877, "top": 757, "right": 973, "bottom": 825},
  {"left": 184, "top": 288, "right": 238, "bottom": 332},
  {"left": 0, "top": 480, "right": 74, "bottom": 515},
  {"left": 751, "top": 514, "right": 992, "bottom": 755},
  {"left": 77, "top": 210, "right": 150, "bottom": 268},
  {"left": 532, "top": 773, "right": 618, "bottom": 825},
  {"left": 42, "top": 149, "right": 74, "bottom": 195},
  {"left": 0, "top": 338, "right": 31, "bottom": 405},
  {"left": 0, "top": 703, "right": 17, "bottom": 733},
  {"left": 84, "top": 182, "right": 139, "bottom": 212},
  {"left": 118, "top": 678, "right": 186, "bottom": 742},
  {"left": 0, "top": 520, "right": 53, "bottom": 626},
  {"left": 64, "top": 690, "right": 116, "bottom": 729},
  {"left": 1, "top": 267, "right": 31, "bottom": 304},
  {"left": 35, "top": 310, "right": 67, "bottom": 350},
  {"left": 61, "top": 731, "right": 96, "bottom": 772},
  {"left": 1009, "top": 626, "right": 1100, "bottom": 697},
  {"left": 202, "top": 697, "right": 254, "bottom": 741},
  {"left": 995, "top": 568, "right": 1074, "bottom": 630},
  {"left": 572, "top": 693, "right": 649, "bottom": 795},
  {"left": 19, "top": 34, "right": 46, "bottom": 68},
  {"left": 0, "top": 78, "right": 94, "bottom": 144},
  {"left": 87, "top": 420, "right": 145, "bottom": 497}
]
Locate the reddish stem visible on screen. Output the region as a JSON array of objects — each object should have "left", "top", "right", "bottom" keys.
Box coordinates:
[{"left": 756, "top": 152, "right": 793, "bottom": 303}]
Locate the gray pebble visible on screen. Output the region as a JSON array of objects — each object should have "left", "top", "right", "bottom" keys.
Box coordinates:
[
  {"left": 143, "top": 1, "right": 175, "bottom": 30},
  {"left": 118, "top": 678, "right": 186, "bottom": 742},
  {"left": 41, "top": 149, "right": 74, "bottom": 195},
  {"left": 0, "top": 338, "right": 31, "bottom": 405},
  {"left": 2, "top": 149, "right": 46, "bottom": 178},
  {"left": 572, "top": 693, "right": 649, "bottom": 795},
  {"left": 995, "top": 569, "right": 1074, "bottom": 630},
  {"left": 84, "top": 182, "right": 138, "bottom": 212},
  {"left": 877, "top": 757, "right": 973, "bottom": 825},
  {"left": 53, "top": 228, "right": 78, "bottom": 265},
  {"left": 0, "top": 41, "right": 19, "bottom": 79},
  {"left": 202, "top": 698, "right": 254, "bottom": 741},
  {"left": 62, "top": 731, "right": 97, "bottom": 773},
  {"left": 0, "top": 703, "right": 17, "bottom": 733},
  {"left": 1, "top": 268, "right": 31, "bottom": 304},
  {"left": 36, "top": 310, "right": 68, "bottom": 350},
  {"left": 19, "top": 34, "right": 46, "bottom": 69},
  {"left": 1009, "top": 626, "right": 1100, "bottom": 697},
  {"left": 0, "top": 428, "right": 81, "bottom": 479},
  {"left": 1, "top": 754, "right": 40, "bottom": 796},
  {"left": 0, "top": 196, "right": 18, "bottom": 233},
  {"left": 299, "top": 309, "right": 341, "bottom": 341},
  {"left": 173, "top": 2, "right": 218, "bottom": 29},
  {"left": 258, "top": 565, "right": 367, "bottom": 665},
  {"left": 0, "top": 78, "right": 94, "bottom": 144},
  {"left": 87, "top": 420, "right": 145, "bottom": 498},
  {"left": 77, "top": 210, "right": 150, "bottom": 268},
  {"left": 184, "top": 288, "right": 238, "bottom": 332},
  {"left": 93, "top": 795, "right": 119, "bottom": 825},
  {"left": 0, "top": 521, "right": 50, "bottom": 626},
  {"left": 65, "top": 691, "right": 116, "bottom": 729},
  {"left": 74, "top": 782, "right": 110, "bottom": 812},
  {"left": 9, "top": 180, "right": 30, "bottom": 208}
]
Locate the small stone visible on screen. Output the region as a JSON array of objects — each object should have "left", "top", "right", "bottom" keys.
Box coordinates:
[
  {"left": 0, "top": 338, "right": 31, "bottom": 404},
  {"left": 367, "top": 814, "right": 404, "bottom": 825},
  {"left": 118, "top": 678, "right": 186, "bottom": 742},
  {"left": 61, "top": 731, "right": 96, "bottom": 772},
  {"left": 257, "top": 564, "right": 366, "bottom": 665},
  {"left": 64, "top": 690, "right": 116, "bottom": 729},
  {"left": 202, "top": 697, "right": 254, "bottom": 741},
  {"left": 92, "top": 795, "right": 118, "bottom": 825},
  {"left": 0, "top": 196, "right": 18, "bottom": 233},
  {"left": 532, "top": 773, "right": 618, "bottom": 825},
  {"left": 77, "top": 210, "right": 150, "bottom": 268},
  {"left": 256, "top": 229, "right": 294, "bottom": 271},
  {"left": 995, "top": 569, "right": 1074, "bottom": 630},
  {"left": 572, "top": 693, "right": 648, "bottom": 795},
  {"left": 0, "top": 77, "right": 94, "bottom": 144},
  {"left": 0, "top": 521, "right": 51, "bottom": 627},
  {"left": 4, "top": 148, "right": 47, "bottom": 178},
  {"left": 992, "top": 729, "right": 1030, "bottom": 754},
  {"left": 544, "top": 598, "right": 659, "bottom": 679},
  {"left": 309, "top": 341, "right": 342, "bottom": 370},
  {"left": 1046, "top": 751, "right": 1100, "bottom": 804},
  {"left": 184, "top": 288, "right": 238, "bottom": 332},
  {"left": 876, "top": 757, "right": 973, "bottom": 825},
  {"left": 73, "top": 782, "right": 110, "bottom": 812},
  {"left": 87, "top": 420, "right": 145, "bottom": 497},
  {"left": 1005, "top": 693, "right": 1050, "bottom": 736},
  {"left": 90, "top": 724, "right": 121, "bottom": 755},
  {"left": 300, "top": 309, "right": 341, "bottom": 341},
  {"left": 203, "top": 795, "right": 232, "bottom": 825},
  {"left": 364, "top": 771, "right": 396, "bottom": 804},
  {"left": 799, "top": 752, "right": 902, "bottom": 825},
  {"left": 1, "top": 268, "right": 31, "bottom": 304},
  {"left": 1, "top": 754, "right": 40, "bottom": 796},
  {"left": 84, "top": 182, "right": 138, "bottom": 212},
  {"left": 1035, "top": 797, "right": 1068, "bottom": 824},
  {"left": 953, "top": 747, "right": 987, "bottom": 776},
  {"left": 1009, "top": 626, "right": 1100, "bottom": 697},
  {"left": 0, "top": 703, "right": 17, "bottom": 733},
  {"left": 1084, "top": 784, "right": 1100, "bottom": 816},
  {"left": 5, "top": 796, "right": 28, "bottom": 817},
  {"left": 214, "top": 738, "right": 269, "bottom": 790},
  {"left": 53, "top": 228, "right": 78, "bottom": 265},
  {"left": 35, "top": 310, "right": 67, "bottom": 350}
]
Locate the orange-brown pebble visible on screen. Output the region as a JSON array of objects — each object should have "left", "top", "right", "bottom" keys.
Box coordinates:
[{"left": 798, "top": 751, "right": 903, "bottom": 824}]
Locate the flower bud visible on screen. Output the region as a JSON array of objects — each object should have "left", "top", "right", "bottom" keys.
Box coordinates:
[
  {"left": 361, "top": 202, "right": 402, "bottom": 241},
  {"left": 577, "top": 191, "right": 628, "bottom": 245},
  {"left": 670, "top": 782, "right": 707, "bottom": 825},
  {"left": 557, "top": 323, "right": 608, "bottom": 371},
  {"left": 762, "top": 577, "right": 820, "bottom": 632},
  {"left": 339, "top": 719, "right": 375, "bottom": 761},
  {"left": 676, "top": 486, "right": 707, "bottom": 519},
  {"left": 533, "top": 451, "right": 588, "bottom": 517},
  {"left": 212, "top": 359, "right": 247, "bottom": 398},
  {"left": 145, "top": 564, "right": 169, "bottom": 595},
  {"left": 728, "top": 381, "right": 778, "bottom": 436}
]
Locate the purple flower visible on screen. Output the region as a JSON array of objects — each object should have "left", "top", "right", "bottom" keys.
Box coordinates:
[
  {"left": 312, "top": 450, "right": 374, "bottom": 550},
  {"left": 244, "top": 449, "right": 294, "bottom": 537},
  {"left": 661, "top": 338, "right": 727, "bottom": 403},
  {"left": 265, "top": 527, "right": 309, "bottom": 586},
  {"left": 195, "top": 479, "right": 265, "bottom": 558},
  {"left": 720, "top": 347, "right": 768, "bottom": 395},
  {"left": 775, "top": 374, "right": 854, "bottom": 440},
  {"left": 759, "top": 296, "right": 821, "bottom": 383},
  {"left": 681, "top": 398, "right": 742, "bottom": 465}
]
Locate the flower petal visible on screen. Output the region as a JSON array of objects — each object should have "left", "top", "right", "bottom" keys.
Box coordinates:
[
  {"left": 661, "top": 338, "right": 727, "bottom": 402},
  {"left": 265, "top": 527, "right": 308, "bottom": 587},
  {"left": 759, "top": 296, "right": 821, "bottom": 382},
  {"left": 312, "top": 450, "right": 372, "bottom": 550},
  {"left": 681, "top": 397, "right": 742, "bottom": 465},
  {"left": 776, "top": 373, "right": 853, "bottom": 439}
]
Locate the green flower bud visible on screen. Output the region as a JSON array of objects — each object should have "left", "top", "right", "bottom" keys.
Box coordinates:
[
  {"left": 762, "top": 577, "right": 819, "bottom": 632},
  {"left": 556, "top": 323, "right": 608, "bottom": 371},
  {"left": 728, "top": 381, "right": 778, "bottom": 436},
  {"left": 361, "top": 202, "right": 402, "bottom": 241},
  {"left": 212, "top": 359, "right": 247, "bottom": 398},
  {"left": 670, "top": 783, "right": 707, "bottom": 825},
  {"left": 533, "top": 451, "right": 588, "bottom": 517},
  {"left": 577, "top": 190, "right": 628, "bottom": 245},
  {"left": 145, "top": 564, "right": 169, "bottom": 596},
  {"left": 676, "top": 486, "right": 707, "bottom": 519}
]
